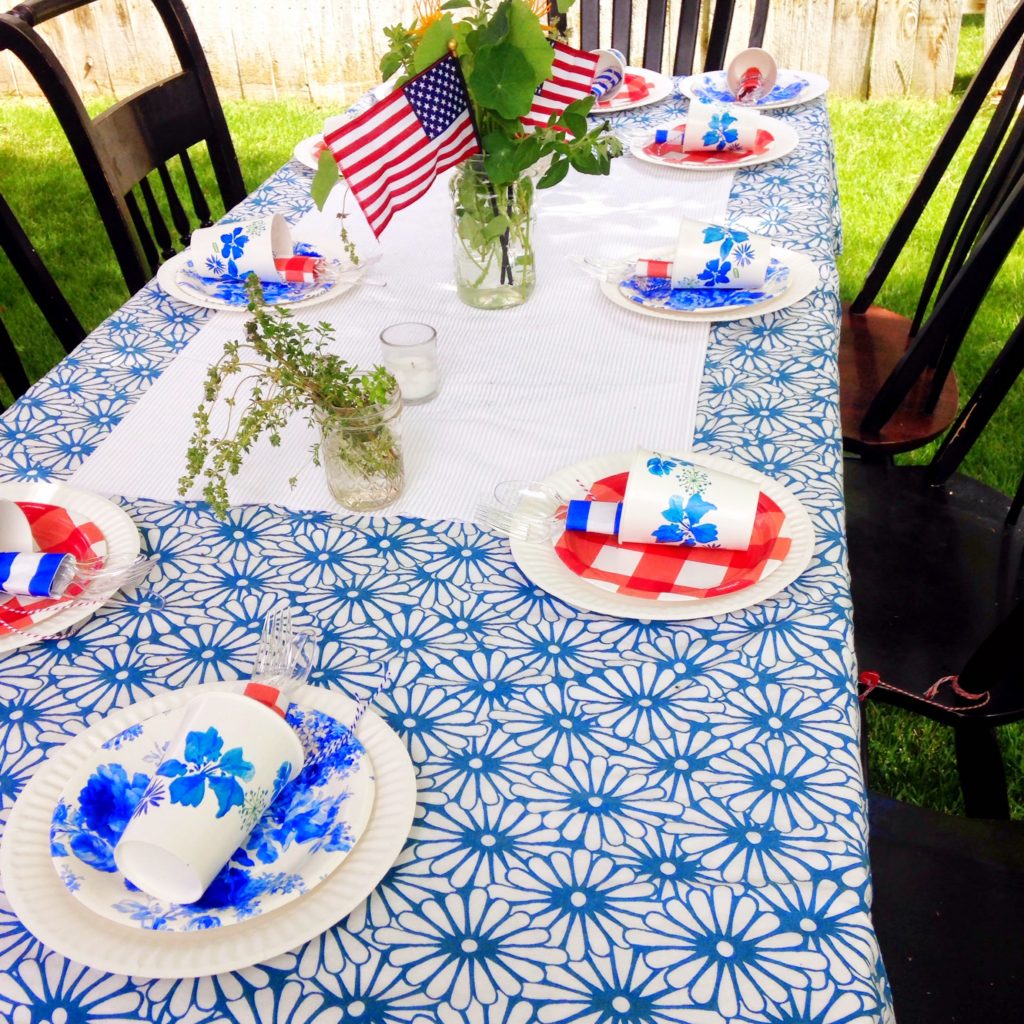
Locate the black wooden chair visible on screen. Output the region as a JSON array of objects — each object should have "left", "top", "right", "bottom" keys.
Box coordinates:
[
  {"left": 847, "top": 173, "right": 1024, "bottom": 819},
  {"left": 840, "top": 0, "right": 1024, "bottom": 457},
  {"left": 0, "top": 0, "right": 246, "bottom": 296},
  {"left": 869, "top": 792, "right": 1024, "bottom": 1023},
  {"left": 0, "top": 191, "right": 84, "bottom": 407},
  {"left": 550, "top": 1, "right": 771, "bottom": 75}
]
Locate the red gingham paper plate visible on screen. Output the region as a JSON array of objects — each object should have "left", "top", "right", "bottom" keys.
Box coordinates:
[
  {"left": 509, "top": 451, "right": 815, "bottom": 620},
  {"left": 630, "top": 116, "right": 799, "bottom": 171},
  {"left": 592, "top": 67, "right": 673, "bottom": 112},
  {"left": 0, "top": 483, "right": 141, "bottom": 651},
  {"left": 555, "top": 472, "right": 791, "bottom": 600}
]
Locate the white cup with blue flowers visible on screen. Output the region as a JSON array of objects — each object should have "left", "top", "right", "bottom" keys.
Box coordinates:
[
  {"left": 114, "top": 691, "right": 304, "bottom": 905},
  {"left": 618, "top": 448, "right": 760, "bottom": 550},
  {"left": 189, "top": 214, "right": 292, "bottom": 283},
  {"left": 682, "top": 103, "right": 760, "bottom": 153}
]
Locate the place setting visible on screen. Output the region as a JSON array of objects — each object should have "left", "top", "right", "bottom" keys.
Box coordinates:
[
  {"left": 628, "top": 101, "right": 799, "bottom": 171},
  {"left": 0, "top": 605, "right": 417, "bottom": 977},
  {"left": 0, "top": 481, "right": 147, "bottom": 652},
  {"left": 681, "top": 45, "right": 829, "bottom": 110},
  {"left": 157, "top": 213, "right": 368, "bottom": 313},
  {"left": 578, "top": 213, "right": 817, "bottom": 323},
  {"left": 589, "top": 47, "right": 675, "bottom": 113},
  {"left": 475, "top": 446, "right": 815, "bottom": 621}
]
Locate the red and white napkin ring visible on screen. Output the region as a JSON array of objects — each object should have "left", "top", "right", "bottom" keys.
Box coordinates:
[
  {"left": 241, "top": 680, "right": 290, "bottom": 718},
  {"left": 274, "top": 255, "right": 324, "bottom": 284}
]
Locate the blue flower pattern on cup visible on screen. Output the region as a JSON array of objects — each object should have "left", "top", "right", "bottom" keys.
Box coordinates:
[
  {"left": 652, "top": 493, "right": 719, "bottom": 545},
  {"left": 155, "top": 727, "right": 255, "bottom": 819},
  {"left": 703, "top": 110, "right": 741, "bottom": 150},
  {"left": 50, "top": 706, "right": 367, "bottom": 931},
  {"left": 6, "top": 90, "right": 892, "bottom": 1022}
]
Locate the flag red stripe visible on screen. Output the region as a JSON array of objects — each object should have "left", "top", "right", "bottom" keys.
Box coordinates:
[
  {"left": 354, "top": 115, "right": 474, "bottom": 214},
  {"left": 362, "top": 119, "right": 477, "bottom": 225}
]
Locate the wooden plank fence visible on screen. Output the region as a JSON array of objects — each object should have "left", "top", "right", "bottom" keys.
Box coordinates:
[{"left": 0, "top": 0, "right": 1018, "bottom": 104}]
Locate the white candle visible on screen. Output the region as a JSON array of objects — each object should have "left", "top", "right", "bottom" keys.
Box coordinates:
[
  {"left": 387, "top": 354, "right": 441, "bottom": 402},
  {"left": 379, "top": 322, "right": 440, "bottom": 405}
]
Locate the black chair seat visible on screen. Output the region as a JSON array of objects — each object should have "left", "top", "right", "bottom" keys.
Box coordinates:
[
  {"left": 847, "top": 459, "right": 1024, "bottom": 723},
  {"left": 869, "top": 792, "right": 1024, "bottom": 1023}
]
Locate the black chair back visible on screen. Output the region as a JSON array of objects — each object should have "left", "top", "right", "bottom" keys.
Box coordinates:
[
  {"left": 0, "top": 0, "right": 246, "bottom": 295},
  {"left": 840, "top": 2, "right": 1024, "bottom": 452},
  {"left": 552, "top": 1, "right": 771, "bottom": 75},
  {"left": 0, "top": 190, "right": 84, "bottom": 407}
]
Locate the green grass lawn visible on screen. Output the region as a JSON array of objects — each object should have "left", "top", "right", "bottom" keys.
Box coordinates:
[{"left": 1, "top": 16, "right": 1021, "bottom": 814}]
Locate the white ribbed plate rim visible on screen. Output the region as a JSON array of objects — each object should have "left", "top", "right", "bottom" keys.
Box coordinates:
[
  {"left": 630, "top": 116, "right": 799, "bottom": 171},
  {"left": 509, "top": 450, "right": 816, "bottom": 620},
  {"left": 1, "top": 683, "right": 417, "bottom": 978},
  {"left": 599, "top": 246, "right": 818, "bottom": 323},
  {"left": 0, "top": 482, "right": 141, "bottom": 654}
]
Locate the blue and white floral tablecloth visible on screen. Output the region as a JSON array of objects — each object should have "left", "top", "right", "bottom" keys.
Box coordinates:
[{"left": 0, "top": 86, "right": 895, "bottom": 1024}]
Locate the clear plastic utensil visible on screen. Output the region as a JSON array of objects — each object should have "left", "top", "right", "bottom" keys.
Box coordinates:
[{"left": 473, "top": 503, "right": 560, "bottom": 542}]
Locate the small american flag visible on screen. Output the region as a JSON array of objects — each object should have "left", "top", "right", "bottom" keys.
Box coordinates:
[
  {"left": 521, "top": 40, "right": 600, "bottom": 129},
  {"left": 325, "top": 54, "right": 481, "bottom": 237}
]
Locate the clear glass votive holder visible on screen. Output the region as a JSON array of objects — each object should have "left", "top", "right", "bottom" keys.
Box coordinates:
[{"left": 379, "top": 322, "right": 440, "bottom": 405}]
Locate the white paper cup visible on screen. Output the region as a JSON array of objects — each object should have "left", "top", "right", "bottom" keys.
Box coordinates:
[
  {"left": 189, "top": 214, "right": 293, "bottom": 281},
  {"left": 619, "top": 449, "right": 759, "bottom": 549},
  {"left": 591, "top": 48, "right": 626, "bottom": 102},
  {"left": 671, "top": 216, "right": 772, "bottom": 290},
  {"left": 682, "top": 103, "right": 760, "bottom": 152},
  {"left": 114, "top": 691, "right": 304, "bottom": 905},
  {"left": 727, "top": 47, "right": 778, "bottom": 103}
]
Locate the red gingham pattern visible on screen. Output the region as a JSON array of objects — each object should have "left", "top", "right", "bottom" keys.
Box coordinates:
[
  {"left": 554, "top": 472, "right": 791, "bottom": 600},
  {"left": 595, "top": 72, "right": 652, "bottom": 108},
  {"left": 0, "top": 503, "right": 105, "bottom": 633},
  {"left": 643, "top": 126, "right": 775, "bottom": 166},
  {"left": 274, "top": 255, "right": 320, "bottom": 284}
]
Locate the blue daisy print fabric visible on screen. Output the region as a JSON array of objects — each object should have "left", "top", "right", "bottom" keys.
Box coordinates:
[{"left": 0, "top": 81, "right": 890, "bottom": 1024}]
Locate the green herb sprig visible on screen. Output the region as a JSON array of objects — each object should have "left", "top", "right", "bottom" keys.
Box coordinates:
[{"left": 179, "top": 276, "right": 398, "bottom": 518}]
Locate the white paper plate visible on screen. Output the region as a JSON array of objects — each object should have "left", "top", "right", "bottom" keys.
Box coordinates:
[
  {"left": 592, "top": 66, "right": 674, "bottom": 113},
  {"left": 509, "top": 450, "right": 815, "bottom": 620},
  {"left": 157, "top": 239, "right": 362, "bottom": 313},
  {"left": 1, "top": 683, "right": 417, "bottom": 977},
  {"left": 630, "top": 115, "right": 798, "bottom": 171},
  {"left": 0, "top": 482, "right": 141, "bottom": 653},
  {"left": 680, "top": 69, "right": 829, "bottom": 110},
  {"left": 52, "top": 700, "right": 376, "bottom": 932},
  {"left": 292, "top": 133, "right": 326, "bottom": 172},
  {"left": 600, "top": 245, "right": 818, "bottom": 323}
]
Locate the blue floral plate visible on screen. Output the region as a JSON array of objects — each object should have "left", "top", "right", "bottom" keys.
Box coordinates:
[
  {"left": 50, "top": 700, "right": 375, "bottom": 931},
  {"left": 157, "top": 241, "right": 361, "bottom": 313},
  {"left": 619, "top": 257, "right": 790, "bottom": 313},
  {"left": 680, "top": 69, "right": 829, "bottom": 111}
]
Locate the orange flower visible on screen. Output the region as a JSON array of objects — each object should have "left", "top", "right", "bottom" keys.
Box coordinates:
[
  {"left": 413, "top": 0, "right": 444, "bottom": 37},
  {"left": 529, "top": 0, "right": 555, "bottom": 33}
]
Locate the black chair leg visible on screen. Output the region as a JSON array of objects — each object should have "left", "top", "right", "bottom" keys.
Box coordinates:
[{"left": 954, "top": 723, "right": 1010, "bottom": 819}]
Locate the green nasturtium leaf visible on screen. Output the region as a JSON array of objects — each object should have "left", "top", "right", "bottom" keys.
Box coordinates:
[
  {"left": 413, "top": 14, "right": 456, "bottom": 73},
  {"left": 311, "top": 149, "right": 341, "bottom": 210},
  {"left": 468, "top": 42, "right": 537, "bottom": 119},
  {"left": 506, "top": 0, "right": 555, "bottom": 84},
  {"left": 475, "top": 0, "right": 511, "bottom": 48}
]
